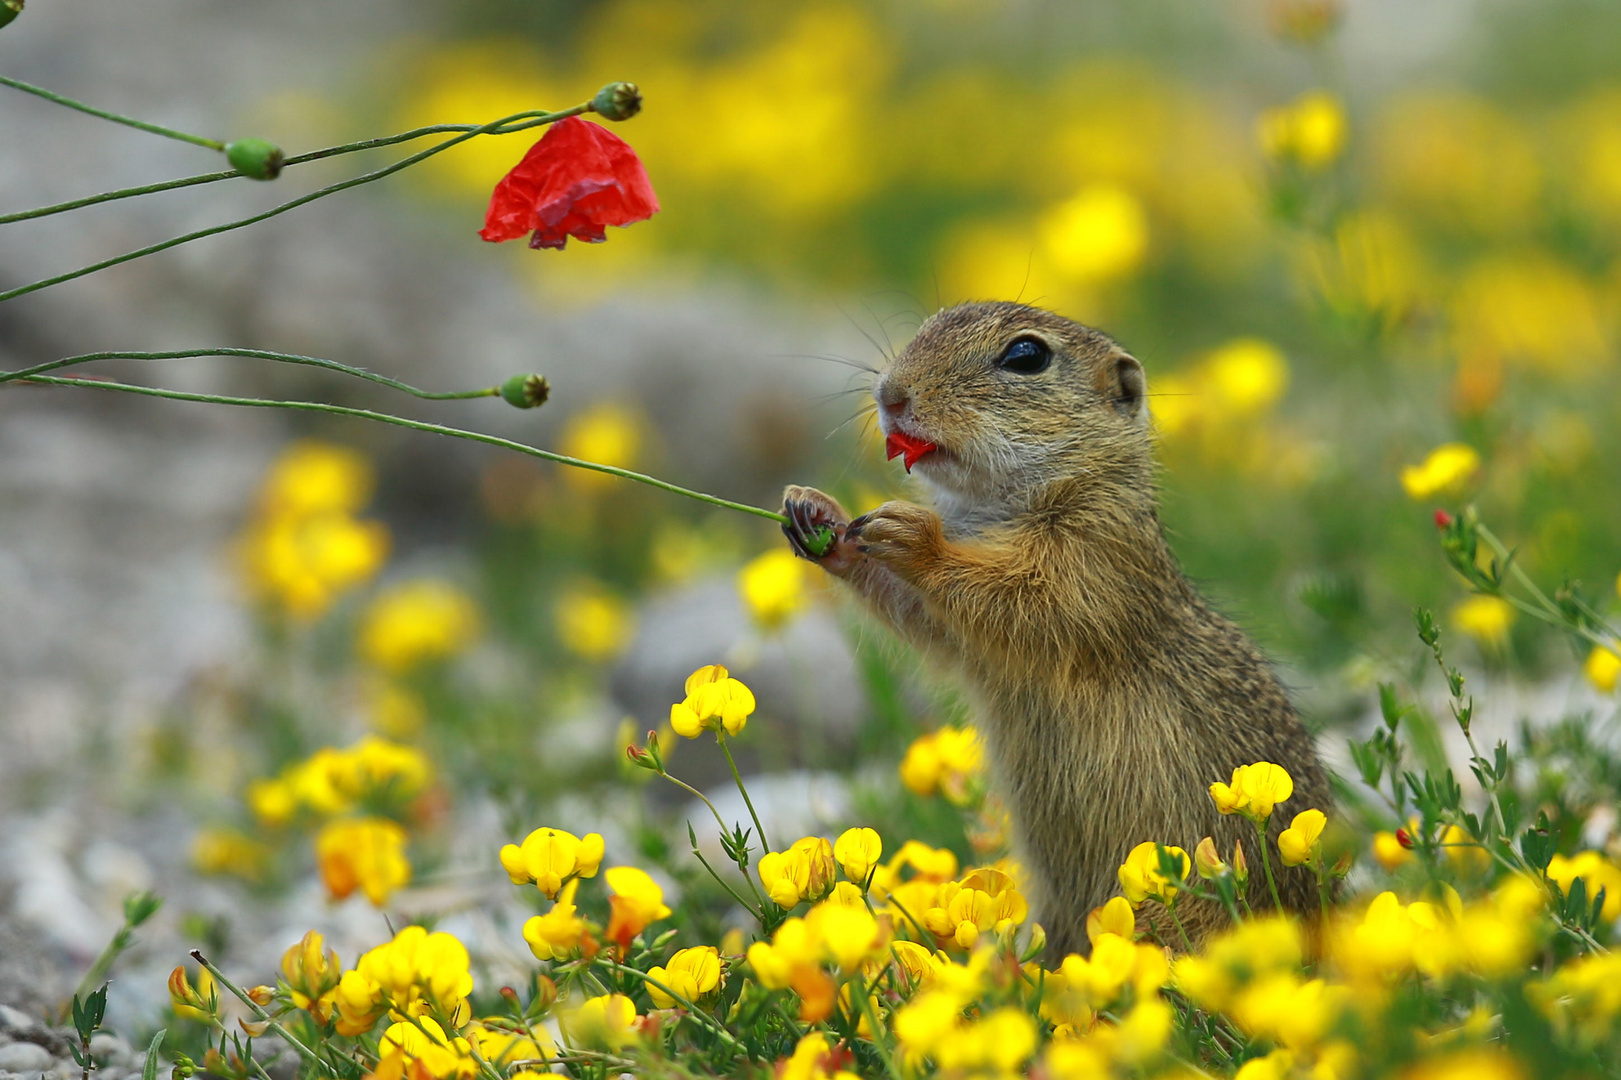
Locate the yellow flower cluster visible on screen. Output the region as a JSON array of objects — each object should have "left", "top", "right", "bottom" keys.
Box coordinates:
[
  {"left": 646, "top": 945, "right": 723, "bottom": 1008},
  {"left": 1452, "top": 594, "right": 1515, "bottom": 648},
  {"left": 738, "top": 548, "right": 809, "bottom": 632},
  {"left": 759, "top": 836, "right": 836, "bottom": 908},
  {"left": 1400, "top": 442, "right": 1481, "bottom": 500},
  {"left": 747, "top": 900, "right": 887, "bottom": 1020},
  {"left": 1546, "top": 850, "right": 1621, "bottom": 921},
  {"left": 1257, "top": 90, "right": 1349, "bottom": 170},
  {"left": 1331, "top": 878, "right": 1548, "bottom": 983},
  {"left": 334, "top": 925, "right": 473, "bottom": 1035},
  {"left": 1209, "top": 761, "right": 1295, "bottom": 824},
  {"left": 499, "top": 826, "right": 605, "bottom": 898},
  {"left": 316, "top": 816, "right": 411, "bottom": 906},
  {"left": 670, "top": 664, "right": 756, "bottom": 738},
  {"left": 237, "top": 440, "right": 390, "bottom": 620},
  {"left": 247, "top": 736, "right": 432, "bottom": 827},
  {"left": 899, "top": 725, "right": 983, "bottom": 804},
  {"left": 357, "top": 579, "right": 479, "bottom": 673}
]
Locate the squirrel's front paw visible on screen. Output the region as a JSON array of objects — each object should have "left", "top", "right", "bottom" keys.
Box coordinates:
[
  {"left": 846, "top": 501, "right": 943, "bottom": 578},
  {"left": 782, "top": 485, "right": 863, "bottom": 576}
]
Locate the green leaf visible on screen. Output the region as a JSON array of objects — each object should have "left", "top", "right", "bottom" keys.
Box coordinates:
[{"left": 142, "top": 1030, "right": 167, "bottom": 1080}]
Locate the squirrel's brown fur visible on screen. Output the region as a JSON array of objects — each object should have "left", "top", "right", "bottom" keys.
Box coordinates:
[{"left": 782, "top": 301, "right": 1332, "bottom": 957}]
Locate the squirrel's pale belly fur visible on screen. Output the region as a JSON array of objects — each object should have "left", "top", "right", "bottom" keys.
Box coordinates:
[{"left": 782, "top": 301, "right": 1332, "bottom": 957}]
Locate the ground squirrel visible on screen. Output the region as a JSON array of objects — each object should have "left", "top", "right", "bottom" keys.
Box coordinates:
[{"left": 782, "top": 301, "right": 1332, "bottom": 956}]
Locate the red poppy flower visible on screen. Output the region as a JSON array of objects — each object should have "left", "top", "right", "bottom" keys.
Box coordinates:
[
  {"left": 479, "top": 116, "right": 659, "bottom": 250},
  {"left": 885, "top": 431, "right": 937, "bottom": 472}
]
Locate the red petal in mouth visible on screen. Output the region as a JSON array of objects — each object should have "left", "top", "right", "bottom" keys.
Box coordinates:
[{"left": 885, "top": 431, "right": 938, "bottom": 472}]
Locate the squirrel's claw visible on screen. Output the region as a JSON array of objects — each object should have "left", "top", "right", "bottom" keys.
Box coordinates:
[{"left": 781, "top": 485, "right": 862, "bottom": 575}]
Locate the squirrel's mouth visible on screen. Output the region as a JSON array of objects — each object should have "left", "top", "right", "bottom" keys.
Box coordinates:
[{"left": 884, "top": 430, "right": 938, "bottom": 472}]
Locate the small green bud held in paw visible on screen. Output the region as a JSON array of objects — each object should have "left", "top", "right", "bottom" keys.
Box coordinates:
[
  {"left": 591, "top": 81, "right": 643, "bottom": 122},
  {"left": 500, "top": 373, "right": 550, "bottom": 409},
  {"left": 225, "top": 138, "right": 284, "bottom": 181},
  {"left": 803, "top": 524, "right": 834, "bottom": 558},
  {"left": 0, "top": 0, "right": 23, "bottom": 29}
]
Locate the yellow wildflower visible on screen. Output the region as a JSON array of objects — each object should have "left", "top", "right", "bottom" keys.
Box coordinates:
[
  {"left": 645, "top": 946, "right": 723, "bottom": 1009},
  {"left": 1400, "top": 443, "right": 1480, "bottom": 500},
  {"left": 473, "top": 1020, "right": 555, "bottom": 1071},
  {"left": 1278, "top": 809, "right": 1328, "bottom": 867},
  {"left": 1235, "top": 1049, "right": 1295, "bottom": 1080},
  {"left": 239, "top": 510, "right": 391, "bottom": 621},
  {"left": 605, "top": 866, "right": 672, "bottom": 947},
  {"left": 522, "top": 880, "right": 588, "bottom": 962},
  {"left": 1041, "top": 183, "right": 1150, "bottom": 283},
  {"left": 934, "top": 1006, "right": 1039, "bottom": 1075},
  {"left": 1583, "top": 643, "right": 1620, "bottom": 693},
  {"left": 366, "top": 679, "right": 427, "bottom": 738},
  {"left": 1529, "top": 948, "right": 1621, "bottom": 1046},
  {"left": 337, "top": 926, "right": 473, "bottom": 1036},
  {"left": 759, "top": 836, "right": 836, "bottom": 908},
  {"left": 778, "top": 1031, "right": 860, "bottom": 1080},
  {"left": 1258, "top": 90, "right": 1348, "bottom": 170},
  {"left": 357, "top": 580, "right": 479, "bottom": 673},
  {"left": 191, "top": 827, "right": 271, "bottom": 883},
  {"left": 557, "top": 403, "right": 642, "bottom": 492},
  {"left": 738, "top": 549, "right": 808, "bottom": 631},
  {"left": 499, "top": 826, "right": 605, "bottom": 899},
  {"left": 168, "top": 964, "right": 216, "bottom": 1023},
  {"left": 316, "top": 817, "right": 410, "bottom": 906},
  {"left": 1547, "top": 850, "right": 1621, "bottom": 921},
  {"left": 380, "top": 1016, "right": 474, "bottom": 1079},
  {"left": 258, "top": 440, "right": 374, "bottom": 516},
  {"left": 834, "top": 827, "right": 882, "bottom": 884},
  {"left": 560, "top": 993, "right": 640, "bottom": 1050},
  {"left": 281, "top": 930, "right": 341, "bottom": 1024},
  {"left": 1373, "top": 830, "right": 1414, "bottom": 871},
  {"left": 1209, "top": 762, "right": 1295, "bottom": 824},
  {"left": 1086, "top": 896, "right": 1137, "bottom": 943},
  {"left": 332, "top": 736, "right": 432, "bottom": 803},
  {"left": 670, "top": 664, "right": 756, "bottom": 737},
  {"left": 1399, "top": 1048, "right": 1526, "bottom": 1080},
  {"left": 554, "top": 582, "right": 633, "bottom": 662},
  {"left": 1451, "top": 595, "right": 1514, "bottom": 648},
  {"left": 898, "top": 725, "right": 983, "bottom": 803},
  {"left": 1173, "top": 917, "right": 1303, "bottom": 1012},
  {"left": 1117, "top": 842, "right": 1191, "bottom": 907},
  {"left": 1204, "top": 339, "right": 1289, "bottom": 416},
  {"left": 922, "top": 867, "right": 1029, "bottom": 949}
]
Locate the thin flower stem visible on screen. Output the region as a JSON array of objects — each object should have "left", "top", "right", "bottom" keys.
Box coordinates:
[
  {"left": 1474, "top": 523, "right": 1619, "bottom": 649},
  {"left": 0, "top": 103, "right": 591, "bottom": 305},
  {"left": 686, "top": 840, "right": 766, "bottom": 921},
  {"left": 1253, "top": 822, "right": 1284, "bottom": 911},
  {"left": 17, "top": 374, "right": 789, "bottom": 525},
  {"left": 716, "top": 732, "right": 774, "bottom": 854},
  {"left": 0, "top": 347, "right": 501, "bottom": 398},
  {"left": 0, "top": 74, "right": 226, "bottom": 150},
  {"left": 1166, "top": 904, "right": 1196, "bottom": 952},
  {"left": 848, "top": 973, "right": 904, "bottom": 1080},
  {"left": 0, "top": 113, "right": 583, "bottom": 226},
  {"left": 188, "top": 951, "right": 324, "bottom": 1067},
  {"left": 657, "top": 772, "right": 769, "bottom": 914}
]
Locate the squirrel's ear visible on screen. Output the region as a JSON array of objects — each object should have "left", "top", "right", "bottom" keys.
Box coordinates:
[{"left": 1110, "top": 353, "right": 1147, "bottom": 424}]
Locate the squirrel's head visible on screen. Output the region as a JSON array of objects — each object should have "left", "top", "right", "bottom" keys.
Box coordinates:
[{"left": 874, "top": 302, "right": 1151, "bottom": 507}]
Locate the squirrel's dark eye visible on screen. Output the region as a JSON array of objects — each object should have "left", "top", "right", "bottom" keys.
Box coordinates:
[{"left": 997, "top": 337, "right": 1051, "bottom": 374}]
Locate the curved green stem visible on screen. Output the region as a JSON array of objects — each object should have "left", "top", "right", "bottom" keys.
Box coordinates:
[
  {"left": 595, "top": 961, "right": 743, "bottom": 1050},
  {"left": 849, "top": 973, "right": 904, "bottom": 1080},
  {"left": 716, "top": 732, "right": 774, "bottom": 854},
  {"left": 17, "top": 373, "right": 788, "bottom": 524},
  {"left": 0, "top": 114, "right": 584, "bottom": 226},
  {"left": 0, "top": 75, "right": 225, "bottom": 150},
  {"left": 0, "top": 347, "right": 498, "bottom": 399},
  {"left": 1253, "top": 821, "right": 1284, "bottom": 911},
  {"left": 0, "top": 103, "right": 591, "bottom": 304}
]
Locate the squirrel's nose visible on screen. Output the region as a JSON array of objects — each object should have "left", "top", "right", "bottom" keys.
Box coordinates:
[{"left": 876, "top": 382, "right": 909, "bottom": 417}]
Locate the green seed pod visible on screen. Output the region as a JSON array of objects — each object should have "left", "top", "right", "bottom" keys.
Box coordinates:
[
  {"left": 591, "top": 82, "right": 643, "bottom": 122},
  {"left": 225, "top": 138, "right": 284, "bottom": 181},
  {"left": 500, "top": 373, "right": 550, "bottom": 409},
  {"left": 0, "top": 0, "right": 22, "bottom": 28},
  {"left": 802, "top": 524, "right": 835, "bottom": 558}
]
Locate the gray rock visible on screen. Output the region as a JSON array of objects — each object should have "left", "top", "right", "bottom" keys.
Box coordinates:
[
  {"left": 0, "top": 1042, "right": 54, "bottom": 1073},
  {"left": 89, "top": 1034, "right": 132, "bottom": 1067},
  {"left": 0, "top": 1008, "right": 30, "bottom": 1035}
]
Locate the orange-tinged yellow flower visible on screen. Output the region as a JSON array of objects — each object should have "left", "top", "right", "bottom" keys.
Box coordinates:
[
  {"left": 499, "top": 827, "right": 605, "bottom": 899},
  {"left": 522, "top": 880, "right": 588, "bottom": 961},
  {"left": 1586, "top": 643, "right": 1621, "bottom": 693},
  {"left": 316, "top": 817, "right": 410, "bottom": 906},
  {"left": 646, "top": 946, "right": 723, "bottom": 1008},
  {"left": 1401, "top": 443, "right": 1480, "bottom": 500},
  {"left": 922, "top": 867, "right": 1029, "bottom": 949},
  {"left": 738, "top": 549, "right": 808, "bottom": 631},
  {"left": 1209, "top": 762, "right": 1295, "bottom": 824},
  {"left": 358, "top": 580, "right": 479, "bottom": 673},
  {"left": 1258, "top": 90, "right": 1348, "bottom": 170},
  {"left": 1547, "top": 850, "right": 1621, "bottom": 921},
  {"left": 670, "top": 664, "right": 756, "bottom": 737},
  {"left": 169, "top": 964, "right": 216, "bottom": 1022},
  {"left": 1117, "top": 842, "right": 1190, "bottom": 906},
  {"left": 604, "top": 866, "right": 671, "bottom": 947},
  {"left": 778, "top": 1031, "right": 860, "bottom": 1080},
  {"left": 1278, "top": 809, "right": 1328, "bottom": 867},
  {"left": 834, "top": 827, "right": 882, "bottom": 884},
  {"left": 560, "top": 993, "right": 640, "bottom": 1049},
  {"left": 281, "top": 930, "right": 341, "bottom": 1023},
  {"left": 1193, "top": 836, "right": 1227, "bottom": 880}
]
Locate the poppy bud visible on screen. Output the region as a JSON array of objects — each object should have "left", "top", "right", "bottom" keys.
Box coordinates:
[
  {"left": 500, "top": 373, "right": 551, "bottom": 409},
  {"left": 591, "top": 82, "right": 643, "bottom": 122},
  {"left": 1395, "top": 827, "right": 1414, "bottom": 849},
  {"left": 1434, "top": 509, "right": 1453, "bottom": 529},
  {"left": 0, "top": 0, "right": 24, "bottom": 29},
  {"left": 225, "top": 138, "right": 284, "bottom": 181}
]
